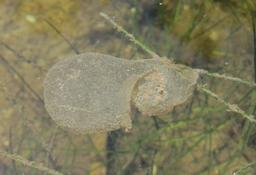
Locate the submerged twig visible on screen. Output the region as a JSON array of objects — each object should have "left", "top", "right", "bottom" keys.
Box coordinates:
[
  {"left": 8, "top": 128, "right": 17, "bottom": 175},
  {"left": 44, "top": 126, "right": 59, "bottom": 175},
  {"left": 0, "top": 41, "right": 30, "bottom": 63},
  {"left": 0, "top": 55, "right": 44, "bottom": 104},
  {"left": 147, "top": 116, "right": 160, "bottom": 175},
  {"left": 252, "top": 11, "right": 256, "bottom": 82},
  {"left": 100, "top": 12, "right": 160, "bottom": 58},
  {"left": 198, "top": 85, "right": 256, "bottom": 123},
  {"left": 202, "top": 71, "right": 256, "bottom": 87},
  {"left": 44, "top": 19, "right": 80, "bottom": 54},
  {"left": 233, "top": 161, "right": 256, "bottom": 175},
  {"left": 106, "top": 130, "right": 123, "bottom": 175},
  {"left": 0, "top": 150, "right": 63, "bottom": 175}
]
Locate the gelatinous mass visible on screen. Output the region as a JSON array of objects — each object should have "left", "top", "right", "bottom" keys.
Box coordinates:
[{"left": 44, "top": 53, "right": 199, "bottom": 134}]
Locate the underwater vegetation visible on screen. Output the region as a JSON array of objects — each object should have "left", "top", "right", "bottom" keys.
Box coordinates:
[{"left": 0, "top": 0, "right": 256, "bottom": 174}]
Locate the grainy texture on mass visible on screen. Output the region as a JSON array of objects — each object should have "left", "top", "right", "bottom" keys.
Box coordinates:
[{"left": 44, "top": 53, "right": 199, "bottom": 134}]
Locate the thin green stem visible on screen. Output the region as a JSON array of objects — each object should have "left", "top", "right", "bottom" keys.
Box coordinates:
[
  {"left": 198, "top": 86, "right": 256, "bottom": 123},
  {"left": 0, "top": 150, "right": 63, "bottom": 175},
  {"left": 205, "top": 71, "right": 256, "bottom": 87},
  {"left": 100, "top": 12, "right": 160, "bottom": 58},
  {"left": 233, "top": 161, "right": 256, "bottom": 175}
]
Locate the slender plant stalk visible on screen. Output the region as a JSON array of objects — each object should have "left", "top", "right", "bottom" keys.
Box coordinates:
[
  {"left": 0, "top": 55, "right": 44, "bottom": 105},
  {"left": 100, "top": 12, "right": 160, "bottom": 58},
  {"left": 0, "top": 150, "right": 63, "bottom": 175},
  {"left": 198, "top": 85, "right": 256, "bottom": 123},
  {"left": 203, "top": 71, "right": 256, "bottom": 87},
  {"left": 252, "top": 11, "right": 256, "bottom": 82},
  {"left": 44, "top": 19, "right": 80, "bottom": 54},
  {"left": 233, "top": 161, "right": 256, "bottom": 175},
  {"left": 106, "top": 130, "right": 122, "bottom": 175}
]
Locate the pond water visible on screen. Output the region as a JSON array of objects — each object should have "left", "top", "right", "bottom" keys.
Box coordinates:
[{"left": 0, "top": 0, "right": 256, "bottom": 175}]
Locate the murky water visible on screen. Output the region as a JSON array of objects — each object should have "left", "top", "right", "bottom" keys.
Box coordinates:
[{"left": 0, "top": 0, "right": 256, "bottom": 174}]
